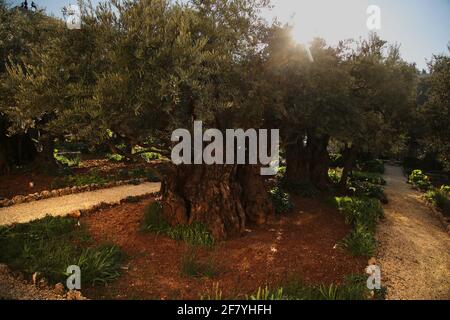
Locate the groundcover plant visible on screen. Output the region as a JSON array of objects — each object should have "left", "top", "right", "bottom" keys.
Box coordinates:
[{"left": 0, "top": 0, "right": 448, "bottom": 307}]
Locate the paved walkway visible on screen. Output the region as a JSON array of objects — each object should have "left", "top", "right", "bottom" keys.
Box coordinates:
[
  {"left": 376, "top": 165, "right": 450, "bottom": 300},
  {"left": 0, "top": 182, "right": 161, "bottom": 226}
]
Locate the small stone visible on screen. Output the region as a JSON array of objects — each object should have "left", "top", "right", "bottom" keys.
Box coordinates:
[
  {"left": 41, "top": 190, "right": 51, "bottom": 198},
  {"left": 66, "top": 290, "right": 86, "bottom": 300},
  {"left": 32, "top": 272, "right": 43, "bottom": 285},
  {"left": 54, "top": 283, "right": 66, "bottom": 296},
  {"left": 68, "top": 210, "right": 82, "bottom": 218},
  {"left": 51, "top": 190, "right": 59, "bottom": 197},
  {"left": 12, "top": 195, "right": 26, "bottom": 204}
]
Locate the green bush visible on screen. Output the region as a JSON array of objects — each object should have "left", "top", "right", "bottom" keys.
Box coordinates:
[
  {"left": 349, "top": 180, "right": 387, "bottom": 203},
  {"left": 142, "top": 202, "right": 214, "bottom": 246},
  {"left": 0, "top": 216, "right": 123, "bottom": 286},
  {"left": 334, "top": 196, "right": 383, "bottom": 256},
  {"left": 426, "top": 188, "right": 450, "bottom": 218},
  {"left": 54, "top": 149, "right": 81, "bottom": 168},
  {"left": 334, "top": 197, "right": 383, "bottom": 232},
  {"left": 268, "top": 186, "right": 293, "bottom": 214},
  {"left": 359, "top": 159, "right": 385, "bottom": 174},
  {"left": 341, "top": 224, "right": 377, "bottom": 256},
  {"left": 141, "top": 152, "right": 162, "bottom": 162},
  {"left": 351, "top": 171, "right": 386, "bottom": 185},
  {"left": 106, "top": 153, "right": 124, "bottom": 162},
  {"left": 408, "top": 169, "right": 432, "bottom": 191},
  {"left": 328, "top": 168, "right": 342, "bottom": 185}
]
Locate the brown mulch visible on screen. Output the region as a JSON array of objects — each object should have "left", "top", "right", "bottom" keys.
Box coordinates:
[
  {"left": 0, "top": 159, "right": 163, "bottom": 199},
  {"left": 81, "top": 196, "right": 367, "bottom": 300}
]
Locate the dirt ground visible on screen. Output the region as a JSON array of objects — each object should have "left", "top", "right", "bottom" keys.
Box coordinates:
[
  {"left": 0, "top": 159, "right": 160, "bottom": 199},
  {"left": 81, "top": 196, "right": 366, "bottom": 300},
  {"left": 376, "top": 165, "right": 450, "bottom": 300}
]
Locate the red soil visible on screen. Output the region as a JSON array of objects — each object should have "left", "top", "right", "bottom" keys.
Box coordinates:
[{"left": 81, "top": 196, "right": 367, "bottom": 300}]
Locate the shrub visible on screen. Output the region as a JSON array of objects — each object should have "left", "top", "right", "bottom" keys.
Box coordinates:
[
  {"left": 0, "top": 216, "right": 123, "bottom": 286},
  {"left": 334, "top": 197, "right": 383, "bottom": 232},
  {"left": 281, "top": 180, "right": 319, "bottom": 197},
  {"left": 268, "top": 186, "right": 293, "bottom": 214},
  {"left": 351, "top": 171, "right": 386, "bottom": 185},
  {"left": 349, "top": 180, "right": 387, "bottom": 203},
  {"left": 334, "top": 196, "right": 383, "bottom": 256},
  {"left": 426, "top": 188, "right": 450, "bottom": 218},
  {"left": 328, "top": 168, "right": 342, "bottom": 185},
  {"left": 54, "top": 149, "right": 81, "bottom": 168},
  {"left": 341, "top": 224, "right": 377, "bottom": 256},
  {"left": 330, "top": 153, "right": 344, "bottom": 168},
  {"left": 180, "top": 249, "right": 217, "bottom": 278},
  {"left": 141, "top": 152, "right": 162, "bottom": 162},
  {"left": 142, "top": 202, "right": 214, "bottom": 246},
  {"left": 408, "top": 169, "right": 431, "bottom": 191},
  {"left": 359, "top": 159, "right": 385, "bottom": 174},
  {"left": 106, "top": 153, "right": 124, "bottom": 162}
]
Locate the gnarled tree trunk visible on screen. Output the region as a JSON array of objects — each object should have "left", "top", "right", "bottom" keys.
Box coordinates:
[
  {"left": 161, "top": 164, "right": 273, "bottom": 240},
  {"left": 285, "top": 133, "right": 330, "bottom": 190}
]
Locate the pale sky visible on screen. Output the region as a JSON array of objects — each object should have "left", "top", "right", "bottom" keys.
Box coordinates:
[{"left": 9, "top": 0, "right": 450, "bottom": 70}]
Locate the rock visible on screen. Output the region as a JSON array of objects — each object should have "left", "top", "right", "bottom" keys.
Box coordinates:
[
  {"left": 12, "top": 195, "right": 26, "bottom": 204},
  {"left": 0, "top": 199, "right": 9, "bottom": 207},
  {"left": 68, "top": 210, "right": 82, "bottom": 218},
  {"left": 66, "top": 290, "right": 87, "bottom": 300},
  {"left": 54, "top": 283, "right": 66, "bottom": 296},
  {"left": 32, "top": 272, "right": 43, "bottom": 285},
  {"left": 51, "top": 190, "right": 59, "bottom": 197},
  {"left": 41, "top": 190, "right": 51, "bottom": 198}
]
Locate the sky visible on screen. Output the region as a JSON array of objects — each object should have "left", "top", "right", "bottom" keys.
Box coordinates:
[{"left": 9, "top": 0, "right": 450, "bottom": 70}]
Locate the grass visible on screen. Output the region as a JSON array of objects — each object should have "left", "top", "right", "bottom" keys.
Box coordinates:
[
  {"left": 0, "top": 215, "right": 123, "bottom": 286},
  {"left": 246, "top": 274, "right": 378, "bottom": 300},
  {"left": 334, "top": 196, "right": 383, "bottom": 256},
  {"left": 51, "top": 167, "right": 160, "bottom": 189},
  {"left": 142, "top": 202, "right": 214, "bottom": 247},
  {"left": 180, "top": 248, "right": 217, "bottom": 278}
]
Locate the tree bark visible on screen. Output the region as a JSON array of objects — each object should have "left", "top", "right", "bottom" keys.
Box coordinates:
[
  {"left": 161, "top": 164, "right": 273, "bottom": 240},
  {"left": 285, "top": 133, "right": 330, "bottom": 190}
]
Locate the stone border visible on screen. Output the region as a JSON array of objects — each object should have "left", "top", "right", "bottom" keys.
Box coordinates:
[
  {"left": 66, "top": 191, "right": 161, "bottom": 219},
  {"left": 0, "top": 178, "right": 151, "bottom": 208}
]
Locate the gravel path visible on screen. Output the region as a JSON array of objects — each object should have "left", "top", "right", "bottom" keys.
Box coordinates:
[
  {"left": 0, "top": 182, "right": 161, "bottom": 226},
  {"left": 376, "top": 165, "right": 450, "bottom": 300},
  {"left": 0, "top": 264, "right": 63, "bottom": 300}
]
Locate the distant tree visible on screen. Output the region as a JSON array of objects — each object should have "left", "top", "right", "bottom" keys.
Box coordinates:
[
  {"left": 0, "top": 1, "right": 60, "bottom": 172},
  {"left": 418, "top": 54, "right": 450, "bottom": 170}
]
